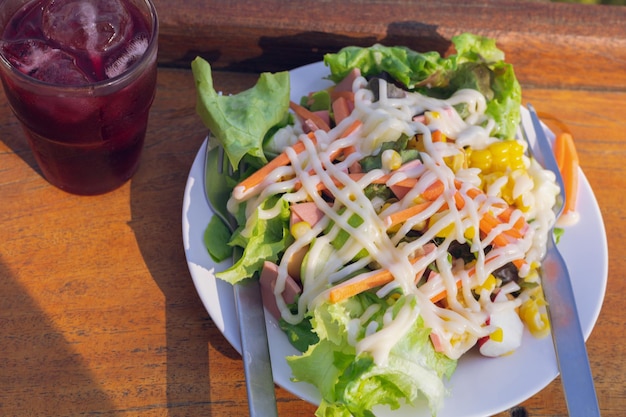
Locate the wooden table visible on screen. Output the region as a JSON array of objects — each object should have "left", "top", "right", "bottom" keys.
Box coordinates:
[{"left": 1, "top": 1, "right": 624, "bottom": 416}]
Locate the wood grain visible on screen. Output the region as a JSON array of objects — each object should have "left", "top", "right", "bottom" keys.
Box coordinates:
[
  {"left": 1, "top": 1, "right": 625, "bottom": 415},
  {"left": 154, "top": 0, "right": 626, "bottom": 90}
]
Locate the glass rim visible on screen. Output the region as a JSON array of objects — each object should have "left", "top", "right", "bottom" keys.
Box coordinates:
[{"left": 0, "top": 0, "right": 159, "bottom": 93}]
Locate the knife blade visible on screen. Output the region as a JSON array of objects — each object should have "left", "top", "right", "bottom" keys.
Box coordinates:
[
  {"left": 233, "top": 268, "right": 279, "bottom": 417},
  {"left": 540, "top": 241, "right": 600, "bottom": 416}
]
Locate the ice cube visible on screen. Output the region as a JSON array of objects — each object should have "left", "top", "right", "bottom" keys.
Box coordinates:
[
  {"left": 1, "top": 39, "right": 90, "bottom": 85},
  {"left": 42, "top": 0, "right": 132, "bottom": 53},
  {"left": 105, "top": 35, "right": 148, "bottom": 78}
]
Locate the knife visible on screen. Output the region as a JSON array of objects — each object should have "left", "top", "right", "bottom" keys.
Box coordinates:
[
  {"left": 204, "top": 140, "right": 278, "bottom": 416},
  {"left": 527, "top": 104, "right": 600, "bottom": 417},
  {"left": 233, "top": 271, "right": 279, "bottom": 417}
]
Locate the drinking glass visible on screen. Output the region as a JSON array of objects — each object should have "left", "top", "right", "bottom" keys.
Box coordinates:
[{"left": 0, "top": 0, "right": 159, "bottom": 195}]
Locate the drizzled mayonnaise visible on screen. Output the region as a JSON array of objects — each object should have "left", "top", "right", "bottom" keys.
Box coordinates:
[{"left": 230, "top": 75, "right": 559, "bottom": 361}]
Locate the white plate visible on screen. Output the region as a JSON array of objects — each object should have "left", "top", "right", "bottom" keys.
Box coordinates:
[{"left": 182, "top": 62, "right": 608, "bottom": 417}]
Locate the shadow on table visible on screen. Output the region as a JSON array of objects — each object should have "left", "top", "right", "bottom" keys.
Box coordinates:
[
  {"left": 0, "top": 257, "right": 116, "bottom": 415},
  {"left": 192, "top": 22, "right": 450, "bottom": 74},
  {"left": 128, "top": 73, "right": 241, "bottom": 416},
  {"left": 0, "top": 103, "right": 118, "bottom": 409}
]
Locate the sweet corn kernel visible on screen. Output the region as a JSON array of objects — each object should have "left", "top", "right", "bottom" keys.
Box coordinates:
[
  {"left": 428, "top": 212, "right": 454, "bottom": 238},
  {"left": 445, "top": 153, "right": 465, "bottom": 173},
  {"left": 524, "top": 268, "right": 540, "bottom": 284},
  {"left": 521, "top": 305, "right": 550, "bottom": 338},
  {"left": 520, "top": 296, "right": 551, "bottom": 338},
  {"left": 490, "top": 327, "right": 504, "bottom": 342},
  {"left": 380, "top": 202, "right": 393, "bottom": 213},
  {"left": 290, "top": 221, "right": 311, "bottom": 239},
  {"left": 412, "top": 195, "right": 428, "bottom": 205},
  {"left": 468, "top": 149, "right": 492, "bottom": 172},
  {"left": 489, "top": 140, "right": 525, "bottom": 173},
  {"left": 509, "top": 140, "right": 525, "bottom": 157},
  {"left": 426, "top": 111, "right": 440, "bottom": 122},
  {"left": 381, "top": 149, "right": 402, "bottom": 171},
  {"left": 500, "top": 177, "right": 516, "bottom": 205},
  {"left": 408, "top": 135, "right": 426, "bottom": 152},
  {"left": 488, "top": 141, "right": 512, "bottom": 159},
  {"left": 509, "top": 155, "right": 525, "bottom": 171},
  {"left": 475, "top": 274, "right": 496, "bottom": 293},
  {"left": 387, "top": 292, "right": 401, "bottom": 304}
]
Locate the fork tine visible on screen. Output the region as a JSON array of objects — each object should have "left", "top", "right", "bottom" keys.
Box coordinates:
[
  {"left": 204, "top": 135, "right": 236, "bottom": 231},
  {"left": 202, "top": 133, "right": 278, "bottom": 415}
]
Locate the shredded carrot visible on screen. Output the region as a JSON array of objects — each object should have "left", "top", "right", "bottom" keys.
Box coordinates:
[
  {"left": 479, "top": 213, "right": 525, "bottom": 269},
  {"left": 289, "top": 101, "right": 331, "bottom": 132},
  {"left": 367, "top": 174, "right": 417, "bottom": 188},
  {"left": 339, "top": 119, "right": 362, "bottom": 138},
  {"left": 422, "top": 180, "right": 445, "bottom": 201},
  {"left": 429, "top": 279, "right": 462, "bottom": 304},
  {"left": 343, "top": 145, "right": 357, "bottom": 159},
  {"left": 480, "top": 212, "right": 523, "bottom": 240},
  {"left": 431, "top": 130, "right": 445, "bottom": 142},
  {"left": 328, "top": 253, "right": 429, "bottom": 303},
  {"left": 316, "top": 120, "right": 362, "bottom": 165},
  {"left": 497, "top": 206, "right": 526, "bottom": 232},
  {"left": 237, "top": 133, "right": 315, "bottom": 192},
  {"left": 327, "top": 176, "right": 528, "bottom": 303},
  {"left": 329, "top": 252, "right": 469, "bottom": 305},
  {"left": 385, "top": 201, "right": 434, "bottom": 228},
  {"left": 554, "top": 134, "right": 567, "bottom": 171},
  {"left": 310, "top": 172, "right": 418, "bottom": 194},
  {"left": 554, "top": 132, "right": 579, "bottom": 215},
  {"left": 453, "top": 180, "right": 481, "bottom": 199},
  {"left": 241, "top": 118, "right": 363, "bottom": 194},
  {"left": 383, "top": 184, "right": 453, "bottom": 228},
  {"left": 328, "top": 270, "right": 395, "bottom": 303},
  {"left": 386, "top": 178, "right": 527, "bottom": 269}
]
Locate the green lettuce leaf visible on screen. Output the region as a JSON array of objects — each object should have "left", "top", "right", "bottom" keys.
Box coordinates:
[
  {"left": 215, "top": 195, "right": 293, "bottom": 284},
  {"left": 288, "top": 295, "right": 457, "bottom": 417},
  {"left": 191, "top": 57, "right": 291, "bottom": 169},
  {"left": 280, "top": 315, "right": 320, "bottom": 353},
  {"left": 323, "top": 33, "right": 521, "bottom": 139},
  {"left": 323, "top": 44, "right": 452, "bottom": 91},
  {"left": 204, "top": 215, "right": 233, "bottom": 262}
]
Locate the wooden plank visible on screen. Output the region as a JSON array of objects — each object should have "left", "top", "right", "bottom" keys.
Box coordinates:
[{"left": 155, "top": 0, "right": 626, "bottom": 90}]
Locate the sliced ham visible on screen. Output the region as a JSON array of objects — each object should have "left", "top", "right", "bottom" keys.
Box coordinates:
[
  {"left": 333, "top": 68, "right": 361, "bottom": 93},
  {"left": 389, "top": 159, "right": 424, "bottom": 200},
  {"left": 259, "top": 261, "right": 302, "bottom": 320},
  {"left": 332, "top": 95, "right": 352, "bottom": 125},
  {"left": 290, "top": 201, "right": 325, "bottom": 228},
  {"left": 301, "top": 110, "right": 330, "bottom": 133}
]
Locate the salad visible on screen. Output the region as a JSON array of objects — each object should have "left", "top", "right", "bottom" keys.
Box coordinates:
[{"left": 192, "top": 33, "right": 562, "bottom": 417}]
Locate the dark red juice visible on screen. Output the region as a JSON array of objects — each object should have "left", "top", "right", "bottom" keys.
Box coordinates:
[{"left": 0, "top": 0, "right": 158, "bottom": 195}]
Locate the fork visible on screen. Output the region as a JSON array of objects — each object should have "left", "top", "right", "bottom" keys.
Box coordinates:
[
  {"left": 521, "top": 105, "right": 600, "bottom": 417},
  {"left": 204, "top": 137, "right": 279, "bottom": 417}
]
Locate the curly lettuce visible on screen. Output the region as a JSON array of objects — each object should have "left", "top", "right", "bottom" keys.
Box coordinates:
[
  {"left": 323, "top": 33, "right": 521, "bottom": 139},
  {"left": 288, "top": 295, "right": 456, "bottom": 417},
  {"left": 191, "top": 57, "right": 291, "bottom": 169}
]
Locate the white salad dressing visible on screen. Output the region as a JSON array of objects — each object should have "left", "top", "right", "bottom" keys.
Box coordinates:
[{"left": 228, "top": 74, "right": 559, "bottom": 361}]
